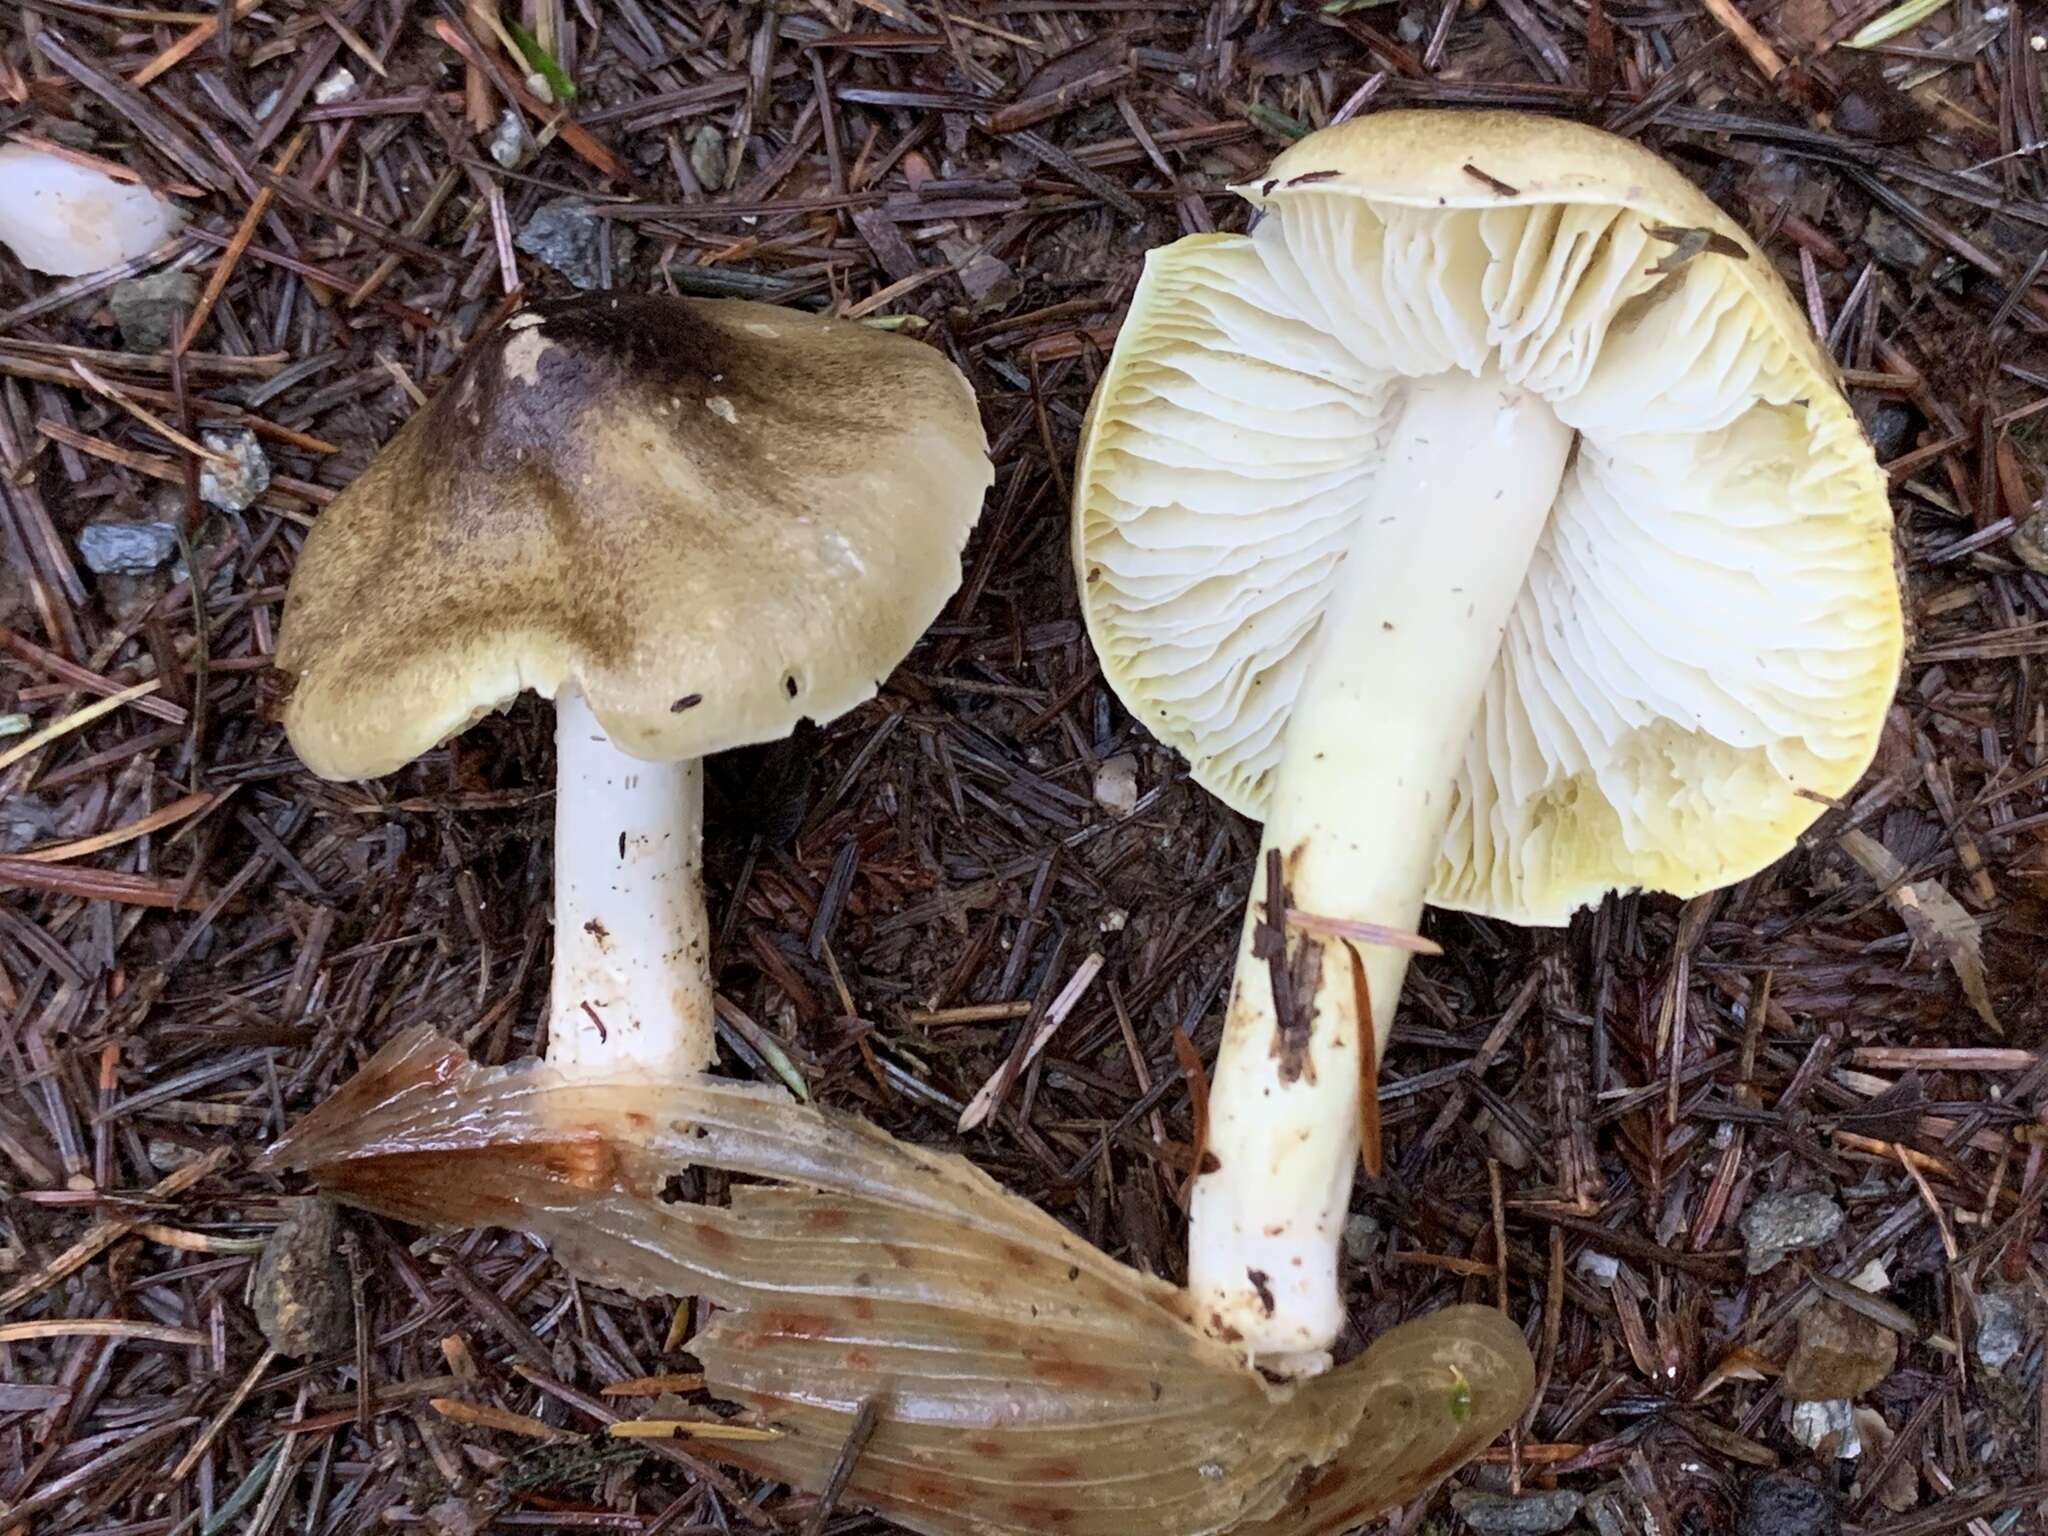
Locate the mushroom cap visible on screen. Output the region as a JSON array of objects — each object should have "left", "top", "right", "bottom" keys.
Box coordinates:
[
  {"left": 279, "top": 293, "right": 992, "bottom": 780},
  {"left": 1074, "top": 111, "right": 1903, "bottom": 924}
]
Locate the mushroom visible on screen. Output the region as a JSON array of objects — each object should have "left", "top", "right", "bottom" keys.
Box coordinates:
[
  {"left": 1074, "top": 111, "right": 1903, "bottom": 1373},
  {"left": 278, "top": 293, "right": 991, "bottom": 1083}
]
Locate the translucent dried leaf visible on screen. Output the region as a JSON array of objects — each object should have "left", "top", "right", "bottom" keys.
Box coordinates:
[
  {"left": 1839, "top": 829, "right": 1998, "bottom": 1031},
  {"left": 267, "top": 1030, "right": 1533, "bottom": 1536}
]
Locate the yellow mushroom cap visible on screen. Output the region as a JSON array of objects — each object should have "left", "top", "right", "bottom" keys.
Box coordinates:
[
  {"left": 278, "top": 294, "right": 993, "bottom": 780},
  {"left": 1075, "top": 111, "right": 1903, "bottom": 923}
]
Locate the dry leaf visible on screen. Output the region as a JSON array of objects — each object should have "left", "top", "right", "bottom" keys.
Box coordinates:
[
  {"left": 1839, "top": 830, "right": 1999, "bottom": 1033},
  {"left": 1851, "top": 1406, "right": 1918, "bottom": 1512},
  {"left": 266, "top": 1029, "right": 1537, "bottom": 1536},
  {"left": 1692, "top": 1344, "right": 1780, "bottom": 1401}
]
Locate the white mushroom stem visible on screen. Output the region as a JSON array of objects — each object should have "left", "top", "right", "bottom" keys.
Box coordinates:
[
  {"left": 1188, "top": 365, "right": 1574, "bottom": 1375},
  {"left": 546, "top": 686, "right": 716, "bottom": 1080}
]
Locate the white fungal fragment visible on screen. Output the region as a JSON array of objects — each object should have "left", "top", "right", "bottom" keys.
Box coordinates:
[
  {"left": 0, "top": 144, "right": 184, "bottom": 277},
  {"left": 502, "top": 326, "right": 554, "bottom": 386},
  {"left": 1094, "top": 754, "right": 1140, "bottom": 816},
  {"left": 313, "top": 68, "right": 357, "bottom": 106}
]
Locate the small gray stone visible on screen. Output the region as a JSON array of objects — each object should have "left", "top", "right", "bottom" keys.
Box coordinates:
[
  {"left": 312, "top": 67, "right": 356, "bottom": 106},
  {"left": 689, "top": 124, "right": 726, "bottom": 190},
  {"left": 489, "top": 108, "right": 529, "bottom": 170},
  {"left": 1790, "top": 1398, "right": 1860, "bottom": 1458},
  {"left": 109, "top": 270, "right": 200, "bottom": 352},
  {"left": 1974, "top": 1291, "right": 2025, "bottom": 1369},
  {"left": 516, "top": 197, "right": 608, "bottom": 290},
  {"left": 1741, "top": 1191, "right": 1843, "bottom": 1274},
  {"left": 1341, "top": 1211, "right": 1379, "bottom": 1264},
  {"left": 198, "top": 428, "right": 269, "bottom": 511},
  {"left": 146, "top": 1139, "right": 202, "bottom": 1173},
  {"left": 1741, "top": 1471, "right": 1840, "bottom": 1536},
  {"left": 1862, "top": 400, "right": 1917, "bottom": 464},
  {"left": 1451, "top": 1489, "right": 1583, "bottom": 1536},
  {"left": 1863, "top": 207, "right": 1930, "bottom": 271},
  {"left": 78, "top": 519, "right": 179, "bottom": 575},
  {"left": 251, "top": 1197, "right": 353, "bottom": 1358},
  {"left": 1093, "top": 753, "right": 1139, "bottom": 815}
]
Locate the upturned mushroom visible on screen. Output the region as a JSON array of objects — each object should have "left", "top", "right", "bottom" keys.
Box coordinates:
[
  {"left": 278, "top": 293, "right": 992, "bottom": 1083},
  {"left": 1075, "top": 111, "right": 1903, "bottom": 1373}
]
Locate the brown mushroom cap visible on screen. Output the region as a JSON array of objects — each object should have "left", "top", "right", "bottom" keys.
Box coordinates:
[{"left": 277, "top": 293, "right": 992, "bottom": 780}]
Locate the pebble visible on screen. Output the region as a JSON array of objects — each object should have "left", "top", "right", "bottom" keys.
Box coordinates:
[
  {"left": 517, "top": 197, "right": 609, "bottom": 290},
  {"left": 77, "top": 519, "right": 179, "bottom": 575},
  {"left": 689, "top": 123, "right": 726, "bottom": 190},
  {"left": 1789, "top": 1398, "right": 1861, "bottom": 1458},
  {"left": 1862, "top": 207, "right": 1931, "bottom": 270},
  {"left": 1576, "top": 1248, "right": 1621, "bottom": 1285},
  {"left": 1861, "top": 400, "right": 1917, "bottom": 464},
  {"left": 312, "top": 67, "right": 356, "bottom": 105},
  {"left": 1847, "top": 1257, "right": 1891, "bottom": 1293},
  {"left": 489, "top": 108, "right": 530, "bottom": 170},
  {"left": 1450, "top": 1489, "right": 1583, "bottom": 1535},
  {"left": 1093, "top": 754, "right": 1139, "bottom": 815},
  {"left": 198, "top": 428, "right": 270, "bottom": 511},
  {"left": 1740, "top": 1191, "right": 1843, "bottom": 1274},
  {"left": 109, "top": 270, "right": 200, "bottom": 352},
  {"left": 1782, "top": 1300, "right": 1897, "bottom": 1401},
  {"left": 1341, "top": 1211, "right": 1379, "bottom": 1264},
  {"left": 251, "top": 1197, "right": 354, "bottom": 1358},
  {"left": 1741, "top": 1470, "right": 1842, "bottom": 1536},
  {"left": 147, "top": 1139, "right": 202, "bottom": 1172},
  {"left": 1973, "top": 1291, "right": 2025, "bottom": 1369},
  {"left": 1479, "top": 1106, "right": 1532, "bottom": 1170}
]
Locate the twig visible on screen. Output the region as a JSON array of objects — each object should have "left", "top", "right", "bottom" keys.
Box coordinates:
[{"left": 801, "top": 1397, "right": 883, "bottom": 1536}]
